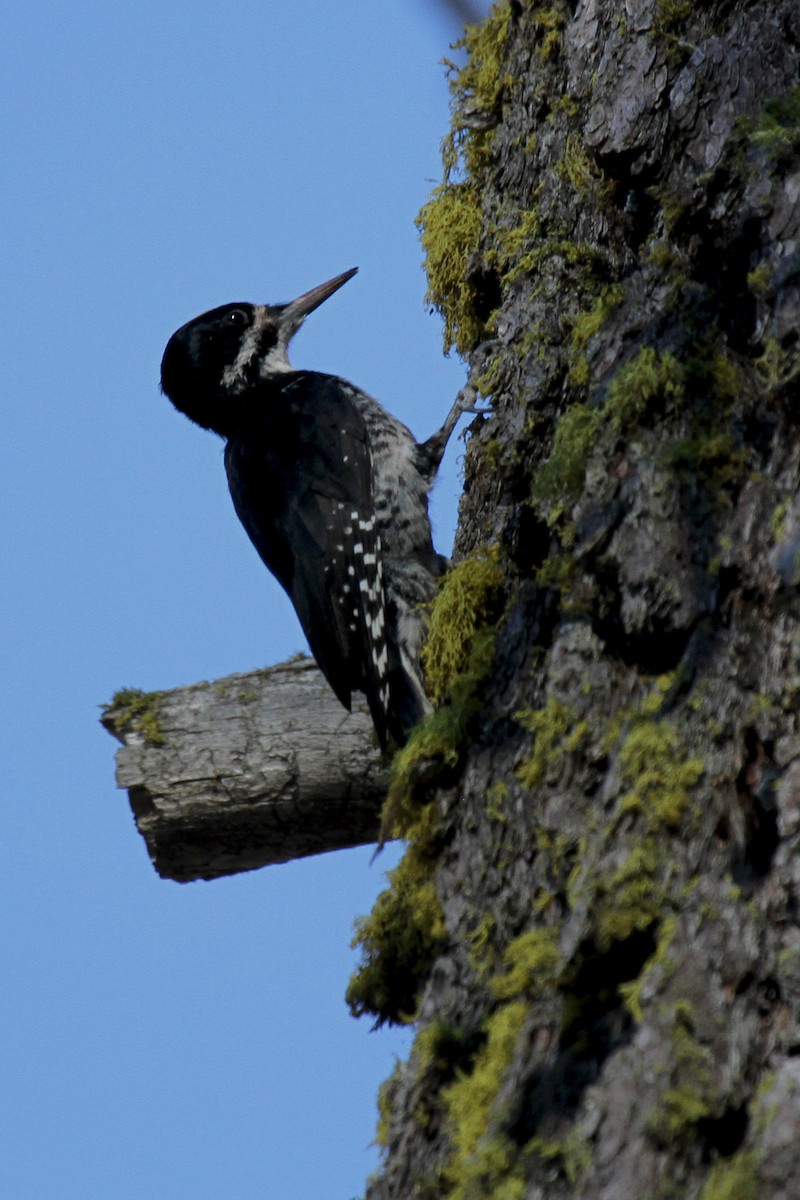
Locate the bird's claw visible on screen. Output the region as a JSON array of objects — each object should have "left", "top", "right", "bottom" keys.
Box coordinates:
[{"left": 454, "top": 385, "right": 492, "bottom": 419}]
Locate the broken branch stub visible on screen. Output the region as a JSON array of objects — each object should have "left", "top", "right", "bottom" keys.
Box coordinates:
[{"left": 101, "top": 656, "right": 390, "bottom": 883}]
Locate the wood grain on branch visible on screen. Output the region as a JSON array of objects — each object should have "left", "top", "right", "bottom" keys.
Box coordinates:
[{"left": 101, "top": 656, "right": 389, "bottom": 883}]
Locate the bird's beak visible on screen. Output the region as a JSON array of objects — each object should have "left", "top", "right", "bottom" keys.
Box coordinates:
[{"left": 279, "top": 267, "right": 358, "bottom": 334}]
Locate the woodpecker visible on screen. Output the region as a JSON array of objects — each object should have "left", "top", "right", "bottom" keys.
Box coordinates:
[{"left": 160, "top": 268, "right": 470, "bottom": 749}]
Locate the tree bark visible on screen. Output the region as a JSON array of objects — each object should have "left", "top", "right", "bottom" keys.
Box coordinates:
[
  {"left": 357, "top": 2, "right": 800, "bottom": 1199},
  {"left": 101, "top": 656, "right": 388, "bottom": 882}
]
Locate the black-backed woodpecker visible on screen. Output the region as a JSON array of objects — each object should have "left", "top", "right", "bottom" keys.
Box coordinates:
[{"left": 160, "top": 268, "right": 469, "bottom": 748}]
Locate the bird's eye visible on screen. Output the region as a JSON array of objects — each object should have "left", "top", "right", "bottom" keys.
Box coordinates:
[{"left": 224, "top": 308, "right": 248, "bottom": 329}]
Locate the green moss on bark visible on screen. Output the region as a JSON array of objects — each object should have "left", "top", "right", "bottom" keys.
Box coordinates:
[
  {"left": 416, "top": 4, "right": 513, "bottom": 355},
  {"left": 515, "top": 699, "right": 590, "bottom": 790},
  {"left": 422, "top": 551, "right": 505, "bottom": 705},
  {"left": 102, "top": 687, "right": 167, "bottom": 746},
  {"left": 347, "top": 803, "right": 446, "bottom": 1027}
]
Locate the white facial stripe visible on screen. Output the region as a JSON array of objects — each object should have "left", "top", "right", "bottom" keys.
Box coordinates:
[
  {"left": 258, "top": 339, "right": 293, "bottom": 377},
  {"left": 221, "top": 323, "right": 262, "bottom": 391},
  {"left": 220, "top": 311, "right": 296, "bottom": 392},
  {"left": 261, "top": 310, "right": 294, "bottom": 376}
]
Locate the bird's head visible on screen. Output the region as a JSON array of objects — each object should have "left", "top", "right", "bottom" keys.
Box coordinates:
[{"left": 160, "top": 267, "right": 358, "bottom": 435}]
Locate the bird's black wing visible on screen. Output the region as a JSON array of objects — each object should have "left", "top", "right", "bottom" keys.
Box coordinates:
[{"left": 224, "top": 372, "right": 392, "bottom": 746}]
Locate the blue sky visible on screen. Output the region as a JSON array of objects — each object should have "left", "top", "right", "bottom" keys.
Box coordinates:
[{"left": 0, "top": 3, "right": 486, "bottom": 1197}]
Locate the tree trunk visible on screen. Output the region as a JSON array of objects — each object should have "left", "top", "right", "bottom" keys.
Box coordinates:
[{"left": 352, "top": 2, "right": 800, "bottom": 1198}]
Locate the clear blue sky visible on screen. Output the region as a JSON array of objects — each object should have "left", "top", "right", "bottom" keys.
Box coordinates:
[{"left": 0, "top": 3, "right": 486, "bottom": 1197}]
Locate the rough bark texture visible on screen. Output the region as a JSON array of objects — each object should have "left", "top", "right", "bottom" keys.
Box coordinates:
[
  {"left": 102, "top": 657, "right": 387, "bottom": 881},
  {"left": 356, "top": 2, "right": 800, "bottom": 1199}
]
